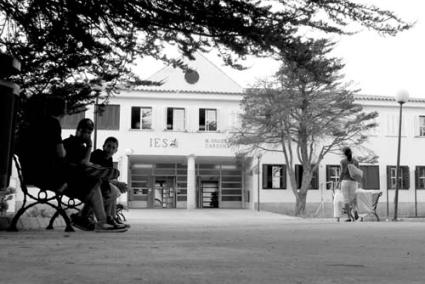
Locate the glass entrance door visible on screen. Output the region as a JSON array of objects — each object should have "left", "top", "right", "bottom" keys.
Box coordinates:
[
  {"left": 200, "top": 181, "right": 219, "bottom": 208},
  {"left": 152, "top": 176, "right": 176, "bottom": 208}
]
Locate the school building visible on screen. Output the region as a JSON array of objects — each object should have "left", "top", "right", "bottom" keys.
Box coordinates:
[{"left": 14, "top": 52, "right": 425, "bottom": 218}]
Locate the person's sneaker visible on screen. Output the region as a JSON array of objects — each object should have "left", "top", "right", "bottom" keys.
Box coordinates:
[
  {"left": 71, "top": 213, "right": 95, "bottom": 231},
  {"left": 95, "top": 223, "right": 127, "bottom": 233},
  {"left": 106, "top": 216, "right": 128, "bottom": 229},
  {"left": 114, "top": 216, "right": 131, "bottom": 229}
]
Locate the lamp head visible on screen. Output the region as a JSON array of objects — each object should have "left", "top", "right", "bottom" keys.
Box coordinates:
[
  {"left": 395, "top": 89, "right": 409, "bottom": 104},
  {"left": 124, "top": 148, "right": 134, "bottom": 156}
]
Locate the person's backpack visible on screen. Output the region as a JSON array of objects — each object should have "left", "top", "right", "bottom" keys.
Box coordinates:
[{"left": 347, "top": 163, "right": 363, "bottom": 183}]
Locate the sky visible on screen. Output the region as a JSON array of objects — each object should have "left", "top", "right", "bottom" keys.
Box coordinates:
[{"left": 132, "top": 0, "right": 425, "bottom": 99}]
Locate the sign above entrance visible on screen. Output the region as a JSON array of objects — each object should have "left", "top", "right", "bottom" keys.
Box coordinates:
[
  {"left": 205, "top": 138, "right": 229, "bottom": 149},
  {"left": 150, "top": 138, "right": 178, "bottom": 148}
]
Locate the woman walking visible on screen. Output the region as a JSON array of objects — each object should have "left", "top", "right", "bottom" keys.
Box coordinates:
[{"left": 339, "top": 147, "right": 359, "bottom": 221}]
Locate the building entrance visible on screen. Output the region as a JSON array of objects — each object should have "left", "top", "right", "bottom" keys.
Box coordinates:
[{"left": 128, "top": 160, "right": 243, "bottom": 209}]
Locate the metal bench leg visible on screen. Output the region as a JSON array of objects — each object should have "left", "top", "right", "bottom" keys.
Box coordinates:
[
  {"left": 57, "top": 207, "right": 74, "bottom": 232},
  {"left": 46, "top": 210, "right": 60, "bottom": 230},
  {"left": 7, "top": 202, "right": 38, "bottom": 232},
  {"left": 373, "top": 212, "right": 380, "bottom": 222}
]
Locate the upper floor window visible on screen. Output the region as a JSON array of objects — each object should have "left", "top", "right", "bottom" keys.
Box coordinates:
[
  {"left": 131, "top": 107, "right": 152, "bottom": 130},
  {"left": 326, "top": 165, "right": 341, "bottom": 190},
  {"left": 415, "top": 166, "right": 425, "bottom": 189},
  {"left": 167, "top": 107, "right": 185, "bottom": 131},
  {"left": 96, "top": 104, "right": 120, "bottom": 130},
  {"left": 359, "top": 165, "right": 380, "bottom": 190},
  {"left": 62, "top": 111, "right": 85, "bottom": 129},
  {"left": 387, "top": 166, "right": 409, "bottom": 190},
  {"left": 419, "top": 116, "right": 425, "bottom": 136},
  {"left": 295, "top": 164, "right": 319, "bottom": 190},
  {"left": 199, "top": 108, "right": 217, "bottom": 131},
  {"left": 262, "top": 164, "right": 286, "bottom": 189}
]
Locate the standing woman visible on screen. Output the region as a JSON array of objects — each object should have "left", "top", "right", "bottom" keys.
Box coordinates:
[{"left": 339, "top": 147, "right": 359, "bottom": 221}]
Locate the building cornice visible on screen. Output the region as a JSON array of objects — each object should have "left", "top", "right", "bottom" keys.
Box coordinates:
[{"left": 118, "top": 87, "right": 425, "bottom": 104}]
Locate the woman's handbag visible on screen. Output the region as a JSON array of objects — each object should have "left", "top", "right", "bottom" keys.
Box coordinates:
[{"left": 347, "top": 163, "right": 363, "bottom": 183}]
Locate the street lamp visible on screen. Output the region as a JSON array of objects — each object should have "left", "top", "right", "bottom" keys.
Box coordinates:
[
  {"left": 257, "top": 153, "right": 262, "bottom": 212},
  {"left": 393, "top": 89, "right": 409, "bottom": 221}
]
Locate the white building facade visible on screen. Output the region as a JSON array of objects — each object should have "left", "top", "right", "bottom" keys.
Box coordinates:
[{"left": 58, "top": 53, "right": 425, "bottom": 218}]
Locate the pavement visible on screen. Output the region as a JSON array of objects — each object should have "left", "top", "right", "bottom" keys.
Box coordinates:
[{"left": 1, "top": 209, "right": 425, "bottom": 284}]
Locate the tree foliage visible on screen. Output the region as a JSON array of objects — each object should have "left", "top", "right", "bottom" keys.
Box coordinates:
[
  {"left": 0, "top": 0, "right": 411, "bottom": 112},
  {"left": 230, "top": 38, "right": 378, "bottom": 216}
]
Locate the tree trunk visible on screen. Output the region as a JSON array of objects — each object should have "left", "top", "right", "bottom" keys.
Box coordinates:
[{"left": 295, "top": 190, "right": 307, "bottom": 216}]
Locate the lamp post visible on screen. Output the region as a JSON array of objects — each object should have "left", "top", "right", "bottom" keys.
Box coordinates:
[
  {"left": 393, "top": 90, "right": 409, "bottom": 221},
  {"left": 257, "top": 153, "right": 262, "bottom": 212}
]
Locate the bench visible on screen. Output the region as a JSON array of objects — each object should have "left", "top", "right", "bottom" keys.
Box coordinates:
[{"left": 8, "top": 155, "right": 81, "bottom": 232}]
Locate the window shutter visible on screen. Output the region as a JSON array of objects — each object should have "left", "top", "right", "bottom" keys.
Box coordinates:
[
  {"left": 199, "top": 109, "right": 205, "bottom": 131},
  {"left": 415, "top": 166, "right": 419, "bottom": 189},
  {"left": 217, "top": 108, "right": 227, "bottom": 132},
  {"left": 166, "top": 108, "right": 173, "bottom": 130},
  {"left": 96, "top": 105, "right": 120, "bottom": 130},
  {"left": 131, "top": 107, "right": 140, "bottom": 129},
  {"left": 402, "top": 166, "right": 410, "bottom": 190},
  {"left": 370, "top": 166, "right": 380, "bottom": 189},
  {"left": 282, "top": 165, "right": 287, "bottom": 189},
  {"left": 182, "top": 108, "right": 187, "bottom": 131},
  {"left": 62, "top": 111, "right": 85, "bottom": 129},
  {"left": 262, "top": 165, "right": 268, "bottom": 188},
  {"left": 360, "top": 165, "right": 380, "bottom": 190},
  {"left": 414, "top": 116, "right": 420, "bottom": 137},
  {"left": 386, "top": 166, "right": 392, "bottom": 189},
  {"left": 326, "top": 165, "right": 331, "bottom": 189}
]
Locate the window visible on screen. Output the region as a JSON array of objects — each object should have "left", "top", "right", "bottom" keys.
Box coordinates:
[
  {"left": 415, "top": 166, "right": 425, "bottom": 189},
  {"left": 386, "top": 166, "right": 409, "bottom": 190},
  {"left": 96, "top": 104, "right": 120, "bottom": 130},
  {"left": 419, "top": 116, "right": 425, "bottom": 136},
  {"left": 326, "top": 165, "right": 341, "bottom": 189},
  {"left": 62, "top": 111, "right": 85, "bottom": 129},
  {"left": 295, "top": 165, "right": 319, "bottom": 190},
  {"left": 262, "top": 164, "right": 286, "bottom": 189},
  {"left": 359, "top": 165, "right": 380, "bottom": 189},
  {"left": 167, "top": 108, "right": 185, "bottom": 131},
  {"left": 199, "top": 108, "right": 217, "bottom": 131},
  {"left": 131, "top": 107, "right": 152, "bottom": 130}
]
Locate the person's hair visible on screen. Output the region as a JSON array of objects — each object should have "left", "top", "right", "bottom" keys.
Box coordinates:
[
  {"left": 343, "top": 147, "right": 352, "bottom": 162},
  {"left": 104, "top": 136, "right": 118, "bottom": 146},
  {"left": 77, "top": 118, "right": 94, "bottom": 131}
]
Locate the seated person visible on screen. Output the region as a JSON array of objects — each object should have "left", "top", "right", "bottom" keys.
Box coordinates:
[
  {"left": 63, "top": 118, "right": 126, "bottom": 231},
  {"left": 16, "top": 95, "right": 67, "bottom": 190},
  {"left": 17, "top": 97, "right": 126, "bottom": 233},
  {"left": 90, "top": 137, "right": 129, "bottom": 228}
]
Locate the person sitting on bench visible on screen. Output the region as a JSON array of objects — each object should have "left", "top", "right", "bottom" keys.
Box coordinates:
[
  {"left": 90, "top": 136, "right": 129, "bottom": 229},
  {"left": 63, "top": 118, "right": 127, "bottom": 232},
  {"left": 17, "top": 96, "right": 126, "bottom": 232}
]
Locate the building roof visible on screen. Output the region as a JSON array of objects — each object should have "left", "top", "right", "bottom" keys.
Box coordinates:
[
  {"left": 134, "top": 52, "right": 243, "bottom": 94},
  {"left": 354, "top": 94, "right": 425, "bottom": 103}
]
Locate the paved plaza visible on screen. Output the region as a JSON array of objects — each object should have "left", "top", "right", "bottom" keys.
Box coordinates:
[{"left": 1, "top": 209, "right": 425, "bottom": 284}]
